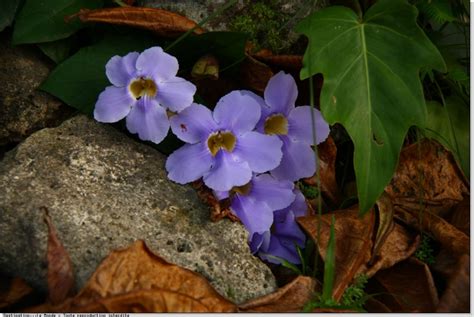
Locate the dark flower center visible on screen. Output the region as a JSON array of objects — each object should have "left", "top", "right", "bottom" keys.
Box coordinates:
[
  {"left": 207, "top": 131, "right": 236, "bottom": 156},
  {"left": 264, "top": 114, "right": 288, "bottom": 135},
  {"left": 129, "top": 77, "right": 157, "bottom": 99}
]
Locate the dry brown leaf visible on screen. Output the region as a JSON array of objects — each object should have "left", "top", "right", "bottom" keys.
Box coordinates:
[
  {"left": 240, "top": 55, "right": 274, "bottom": 93},
  {"left": 0, "top": 277, "right": 33, "bottom": 309},
  {"left": 385, "top": 139, "right": 468, "bottom": 217},
  {"left": 304, "top": 136, "right": 342, "bottom": 208},
  {"left": 448, "top": 195, "right": 470, "bottom": 236},
  {"left": 362, "top": 223, "right": 419, "bottom": 277},
  {"left": 33, "top": 240, "right": 236, "bottom": 312},
  {"left": 238, "top": 276, "right": 318, "bottom": 312},
  {"left": 364, "top": 297, "right": 392, "bottom": 313},
  {"left": 70, "top": 7, "right": 205, "bottom": 37},
  {"left": 42, "top": 207, "right": 75, "bottom": 305},
  {"left": 395, "top": 206, "right": 469, "bottom": 256},
  {"left": 370, "top": 257, "right": 439, "bottom": 312},
  {"left": 252, "top": 54, "right": 303, "bottom": 71},
  {"left": 436, "top": 254, "right": 470, "bottom": 313},
  {"left": 297, "top": 207, "right": 375, "bottom": 301},
  {"left": 370, "top": 192, "right": 395, "bottom": 264}
]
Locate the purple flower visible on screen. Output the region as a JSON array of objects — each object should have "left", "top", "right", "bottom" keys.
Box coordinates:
[
  {"left": 249, "top": 189, "right": 308, "bottom": 264},
  {"left": 166, "top": 91, "right": 283, "bottom": 191},
  {"left": 256, "top": 71, "right": 330, "bottom": 181},
  {"left": 94, "top": 47, "right": 196, "bottom": 144},
  {"left": 214, "top": 173, "right": 296, "bottom": 236}
]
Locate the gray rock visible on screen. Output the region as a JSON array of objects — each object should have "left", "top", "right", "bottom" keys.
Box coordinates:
[
  {"left": 138, "top": 0, "right": 328, "bottom": 53},
  {"left": 0, "top": 115, "right": 276, "bottom": 304},
  {"left": 0, "top": 32, "right": 73, "bottom": 146}
]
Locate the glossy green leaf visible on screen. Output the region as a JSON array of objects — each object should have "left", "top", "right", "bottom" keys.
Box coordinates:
[
  {"left": 13, "top": 0, "right": 103, "bottom": 44},
  {"left": 41, "top": 32, "right": 157, "bottom": 115},
  {"left": 425, "top": 97, "right": 469, "bottom": 178},
  {"left": 0, "top": 0, "right": 21, "bottom": 32},
  {"left": 297, "top": 0, "right": 446, "bottom": 214}
]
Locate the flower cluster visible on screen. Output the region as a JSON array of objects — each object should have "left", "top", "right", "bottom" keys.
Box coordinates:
[{"left": 94, "top": 47, "right": 330, "bottom": 264}]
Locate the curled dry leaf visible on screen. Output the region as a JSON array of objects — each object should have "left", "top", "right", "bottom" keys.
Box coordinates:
[
  {"left": 0, "top": 277, "right": 33, "bottom": 309},
  {"left": 370, "top": 257, "right": 439, "bottom": 312},
  {"left": 238, "top": 276, "right": 318, "bottom": 313},
  {"left": 395, "top": 206, "right": 469, "bottom": 256},
  {"left": 362, "top": 223, "right": 419, "bottom": 277},
  {"left": 35, "top": 240, "right": 236, "bottom": 312},
  {"left": 370, "top": 192, "right": 394, "bottom": 263},
  {"left": 42, "top": 207, "right": 75, "bottom": 305},
  {"left": 304, "top": 136, "right": 342, "bottom": 208},
  {"left": 297, "top": 207, "right": 375, "bottom": 301},
  {"left": 385, "top": 139, "right": 468, "bottom": 217},
  {"left": 70, "top": 7, "right": 205, "bottom": 38},
  {"left": 361, "top": 192, "right": 420, "bottom": 277},
  {"left": 436, "top": 254, "right": 470, "bottom": 313}
]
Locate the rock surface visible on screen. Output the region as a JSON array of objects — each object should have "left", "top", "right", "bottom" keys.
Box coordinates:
[
  {"left": 139, "top": 0, "right": 328, "bottom": 53},
  {"left": 0, "top": 32, "right": 73, "bottom": 147},
  {"left": 0, "top": 115, "right": 277, "bottom": 304}
]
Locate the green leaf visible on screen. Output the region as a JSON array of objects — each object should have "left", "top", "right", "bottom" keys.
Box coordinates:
[
  {"left": 0, "top": 0, "right": 21, "bottom": 32},
  {"left": 425, "top": 97, "right": 469, "bottom": 178},
  {"left": 321, "top": 215, "right": 336, "bottom": 303},
  {"left": 296, "top": 0, "right": 446, "bottom": 214},
  {"left": 13, "top": 0, "right": 103, "bottom": 45},
  {"left": 38, "top": 37, "right": 74, "bottom": 64},
  {"left": 41, "top": 32, "right": 157, "bottom": 115}
]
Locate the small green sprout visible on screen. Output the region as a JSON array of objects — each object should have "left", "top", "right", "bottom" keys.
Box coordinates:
[{"left": 414, "top": 234, "right": 436, "bottom": 265}]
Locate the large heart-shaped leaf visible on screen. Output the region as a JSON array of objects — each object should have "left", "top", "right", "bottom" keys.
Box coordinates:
[
  {"left": 297, "top": 0, "right": 446, "bottom": 214},
  {"left": 13, "top": 0, "right": 103, "bottom": 45}
]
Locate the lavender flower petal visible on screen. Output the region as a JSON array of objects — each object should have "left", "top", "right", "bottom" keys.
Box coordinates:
[
  {"left": 213, "top": 190, "right": 229, "bottom": 201},
  {"left": 249, "top": 231, "right": 271, "bottom": 254},
  {"left": 136, "top": 47, "right": 178, "bottom": 81},
  {"left": 170, "top": 103, "right": 217, "bottom": 144},
  {"left": 263, "top": 236, "right": 302, "bottom": 264},
  {"left": 273, "top": 210, "right": 306, "bottom": 246},
  {"left": 278, "top": 189, "right": 308, "bottom": 219},
  {"left": 263, "top": 71, "right": 297, "bottom": 116},
  {"left": 213, "top": 90, "right": 262, "bottom": 135},
  {"left": 288, "top": 106, "right": 330, "bottom": 144},
  {"left": 232, "top": 195, "right": 274, "bottom": 235},
  {"left": 166, "top": 142, "right": 214, "bottom": 184},
  {"left": 94, "top": 86, "right": 134, "bottom": 123},
  {"left": 156, "top": 77, "right": 197, "bottom": 112},
  {"left": 234, "top": 132, "right": 283, "bottom": 173},
  {"left": 125, "top": 97, "right": 170, "bottom": 143},
  {"left": 105, "top": 52, "right": 139, "bottom": 87},
  {"left": 271, "top": 137, "right": 317, "bottom": 181},
  {"left": 250, "top": 174, "right": 295, "bottom": 211},
  {"left": 203, "top": 151, "right": 252, "bottom": 191}
]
